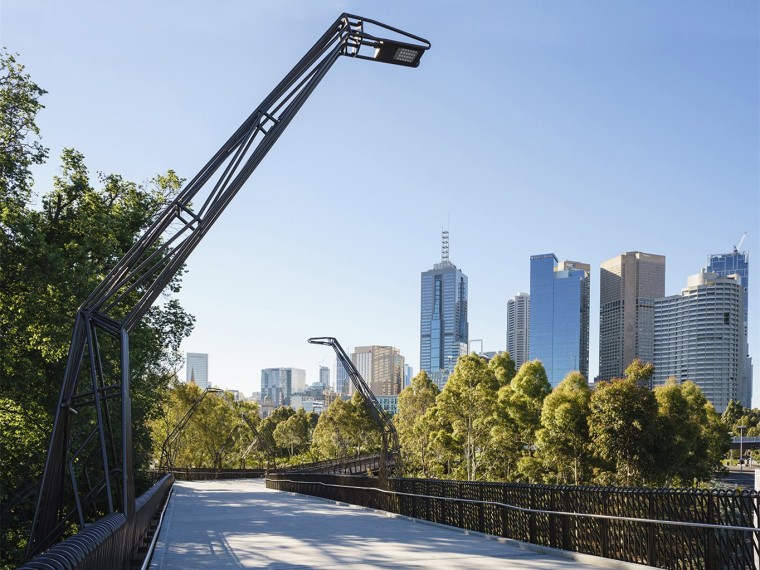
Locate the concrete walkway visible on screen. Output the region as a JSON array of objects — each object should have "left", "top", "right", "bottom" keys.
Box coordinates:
[{"left": 150, "top": 479, "right": 638, "bottom": 569}]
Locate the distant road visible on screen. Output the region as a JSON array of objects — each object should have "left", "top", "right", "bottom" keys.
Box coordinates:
[{"left": 713, "top": 467, "right": 756, "bottom": 488}]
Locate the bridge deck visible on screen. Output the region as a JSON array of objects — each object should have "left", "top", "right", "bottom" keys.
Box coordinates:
[{"left": 150, "top": 479, "right": 634, "bottom": 569}]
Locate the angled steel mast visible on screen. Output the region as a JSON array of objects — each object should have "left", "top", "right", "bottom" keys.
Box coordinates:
[
  {"left": 158, "top": 387, "right": 223, "bottom": 470},
  {"left": 28, "top": 14, "right": 429, "bottom": 557},
  {"left": 308, "top": 337, "right": 403, "bottom": 480}
]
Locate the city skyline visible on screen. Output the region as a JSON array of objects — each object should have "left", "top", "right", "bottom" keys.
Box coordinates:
[{"left": 4, "top": 2, "right": 757, "bottom": 402}]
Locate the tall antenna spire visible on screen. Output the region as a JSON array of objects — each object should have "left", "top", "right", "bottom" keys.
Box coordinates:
[{"left": 441, "top": 229, "right": 449, "bottom": 263}]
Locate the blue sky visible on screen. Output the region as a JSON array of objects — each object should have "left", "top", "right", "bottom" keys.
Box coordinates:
[{"left": 4, "top": 1, "right": 759, "bottom": 401}]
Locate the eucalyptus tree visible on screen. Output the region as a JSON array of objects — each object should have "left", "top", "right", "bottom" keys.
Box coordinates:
[
  {"left": 433, "top": 354, "right": 502, "bottom": 481},
  {"left": 396, "top": 371, "right": 439, "bottom": 477},
  {"left": 588, "top": 375, "right": 659, "bottom": 486},
  {"left": 535, "top": 371, "right": 592, "bottom": 485}
]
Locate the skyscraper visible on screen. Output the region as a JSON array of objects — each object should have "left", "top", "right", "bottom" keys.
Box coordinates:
[
  {"left": 260, "top": 368, "right": 306, "bottom": 407},
  {"left": 336, "top": 356, "right": 350, "bottom": 397},
  {"left": 319, "top": 365, "right": 330, "bottom": 390},
  {"left": 186, "top": 352, "right": 209, "bottom": 389},
  {"left": 506, "top": 292, "right": 530, "bottom": 369},
  {"left": 599, "top": 252, "right": 666, "bottom": 382},
  {"left": 420, "top": 231, "right": 468, "bottom": 389},
  {"left": 404, "top": 364, "right": 414, "bottom": 389},
  {"left": 529, "top": 255, "right": 590, "bottom": 387},
  {"left": 350, "top": 345, "right": 405, "bottom": 396},
  {"left": 707, "top": 248, "right": 752, "bottom": 406},
  {"left": 654, "top": 271, "right": 742, "bottom": 412}
]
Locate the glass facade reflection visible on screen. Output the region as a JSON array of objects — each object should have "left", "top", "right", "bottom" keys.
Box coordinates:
[
  {"left": 420, "top": 232, "right": 468, "bottom": 389},
  {"left": 529, "top": 254, "right": 590, "bottom": 387}
]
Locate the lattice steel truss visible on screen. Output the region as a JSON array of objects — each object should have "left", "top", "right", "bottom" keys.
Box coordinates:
[
  {"left": 308, "top": 336, "right": 403, "bottom": 480},
  {"left": 28, "top": 14, "right": 429, "bottom": 557}
]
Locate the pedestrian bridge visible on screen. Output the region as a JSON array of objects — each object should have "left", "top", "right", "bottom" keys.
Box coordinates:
[
  {"left": 150, "top": 479, "right": 619, "bottom": 569},
  {"left": 21, "top": 470, "right": 760, "bottom": 569}
]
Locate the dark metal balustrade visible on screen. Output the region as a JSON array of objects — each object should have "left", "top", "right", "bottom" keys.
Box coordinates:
[
  {"left": 267, "top": 473, "right": 760, "bottom": 570},
  {"left": 20, "top": 474, "right": 173, "bottom": 570}
]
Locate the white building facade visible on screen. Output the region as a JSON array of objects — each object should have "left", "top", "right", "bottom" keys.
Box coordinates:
[
  {"left": 506, "top": 292, "right": 530, "bottom": 369},
  {"left": 653, "top": 272, "right": 742, "bottom": 412}
]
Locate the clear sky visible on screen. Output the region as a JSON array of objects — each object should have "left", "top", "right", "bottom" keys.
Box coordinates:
[{"left": 4, "top": 1, "right": 759, "bottom": 402}]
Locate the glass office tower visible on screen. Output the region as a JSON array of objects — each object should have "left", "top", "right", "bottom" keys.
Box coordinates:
[
  {"left": 529, "top": 254, "right": 590, "bottom": 387},
  {"left": 186, "top": 352, "right": 209, "bottom": 389},
  {"left": 707, "top": 249, "right": 752, "bottom": 406},
  {"left": 260, "top": 368, "right": 306, "bottom": 407},
  {"left": 420, "top": 231, "right": 468, "bottom": 389}
]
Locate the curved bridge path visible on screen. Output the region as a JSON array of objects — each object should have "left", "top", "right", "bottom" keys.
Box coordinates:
[{"left": 150, "top": 479, "right": 641, "bottom": 569}]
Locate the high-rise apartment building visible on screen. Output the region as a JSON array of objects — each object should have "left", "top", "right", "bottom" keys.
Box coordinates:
[
  {"left": 420, "top": 231, "right": 468, "bottom": 389},
  {"left": 654, "top": 272, "right": 742, "bottom": 412},
  {"left": 186, "top": 352, "right": 209, "bottom": 389},
  {"left": 506, "top": 292, "right": 530, "bottom": 369},
  {"left": 350, "top": 345, "right": 405, "bottom": 396},
  {"left": 529, "top": 255, "right": 590, "bottom": 387},
  {"left": 707, "top": 249, "right": 752, "bottom": 407},
  {"left": 260, "top": 368, "right": 306, "bottom": 407},
  {"left": 599, "top": 252, "right": 665, "bottom": 382}
]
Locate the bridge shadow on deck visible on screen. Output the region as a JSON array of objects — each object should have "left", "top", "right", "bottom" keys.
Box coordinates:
[{"left": 151, "top": 479, "right": 600, "bottom": 569}]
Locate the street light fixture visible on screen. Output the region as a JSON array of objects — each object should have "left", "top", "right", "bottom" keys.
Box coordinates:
[
  {"left": 27, "top": 12, "right": 430, "bottom": 558},
  {"left": 739, "top": 425, "right": 747, "bottom": 473}
]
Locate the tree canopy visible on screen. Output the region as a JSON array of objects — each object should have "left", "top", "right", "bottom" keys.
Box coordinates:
[{"left": 0, "top": 50, "right": 194, "bottom": 568}]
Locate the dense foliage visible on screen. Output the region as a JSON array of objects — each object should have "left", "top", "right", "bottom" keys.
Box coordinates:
[
  {"left": 394, "top": 355, "right": 730, "bottom": 487},
  {"left": 0, "top": 51, "right": 194, "bottom": 568},
  {"left": 150, "top": 381, "right": 262, "bottom": 469}
]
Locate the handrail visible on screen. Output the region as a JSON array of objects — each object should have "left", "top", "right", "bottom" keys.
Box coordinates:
[
  {"left": 267, "top": 476, "right": 760, "bottom": 534},
  {"left": 140, "top": 487, "right": 174, "bottom": 570}
]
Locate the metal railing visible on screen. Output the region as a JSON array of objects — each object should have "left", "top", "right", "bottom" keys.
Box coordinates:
[
  {"left": 20, "top": 474, "right": 173, "bottom": 570},
  {"left": 267, "top": 473, "right": 760, "bottom": 570},
  {"left": 147, "top": 467, "right": 266, "bottom": 481},
  {"left": 288, "top": 453, "right": 382, "bottom": 475}
]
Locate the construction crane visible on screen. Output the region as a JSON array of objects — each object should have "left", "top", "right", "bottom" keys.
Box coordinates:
[
  {"left": 28, "top": 14, "right": 429, "bottom": 557},
  {"left": 734, "top": 231, "right": 748, "bottom": 253},
  {"left": 308, "top": 337, "right": 403, "bottom": 480}
]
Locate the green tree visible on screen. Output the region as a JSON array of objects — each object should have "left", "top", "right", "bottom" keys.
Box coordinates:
[
  {"left": 0, "top": 50, "right": 47, "bottom": 212},
  {"left": 588, "top": 376, "right": 659, "bottom": 486},
  {"left": 311, "top": 395, "right": 380, "bottom": 460},
  {"left": 624, "top": 358, "right": 655, "bottom": 388},
  {"left": 396, "top": 371, "right": 439, "bottom": 477},
  {"left": 721, "top": 399, "right": 749, "bottom": 432},
  {"left": 498, "top": 360, "right": 552, "bottom": 482},
  {"left": 273, "top": 409, "right": 311, "bottom": 458},
  {"left": 150, "top": 383, "right": 258, "bottom": 469},
  {"left": 0, "top": 52, "right": 194, "bottom": 567},
  {"left": 488, "top": 351, "right": 517, "bottom": 386},
  {"left": 535, "top": 371, "right": 592, "bottom": 485},
  {"left": 653, "top": 380, "right": 729, "bottom": 485},
  {"left": 312, "top": 398, "right": 353, "bottom": 459},
  {"left": 260, "top": 406, "right": 296, "bottom": 457},
  {"left": 433, "top": 354, "right": 501, "bottom": 481}
]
